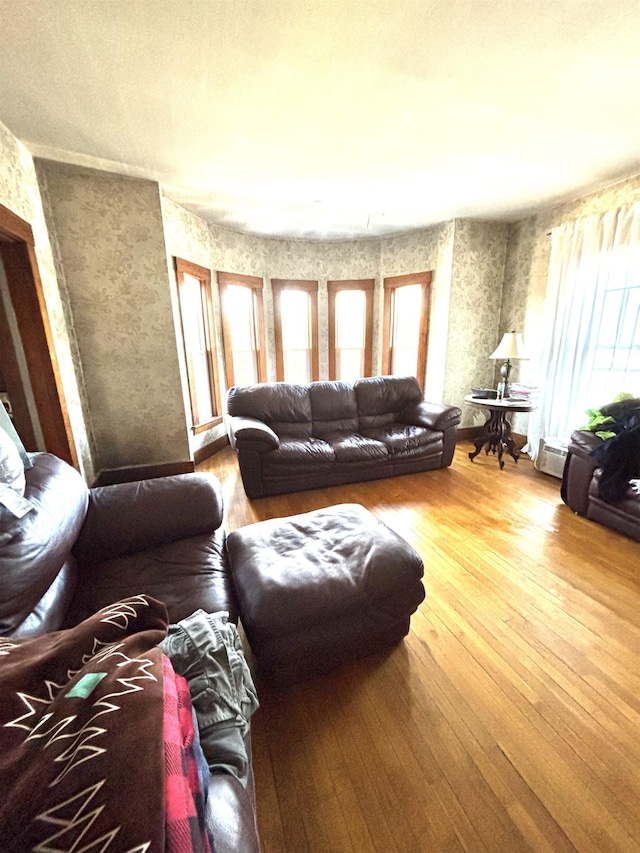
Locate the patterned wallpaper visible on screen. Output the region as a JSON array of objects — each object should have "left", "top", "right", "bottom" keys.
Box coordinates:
[
  {"left": 0, "top": 122, "right": 94, "bottom": 480},
  {"left": 449, "top": 220, "right": 509, "bottom": 428},
  {"left": 38, "top": 162, "right": 190, "bottom": 472}
]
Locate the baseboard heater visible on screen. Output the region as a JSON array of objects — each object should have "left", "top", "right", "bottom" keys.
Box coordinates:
[{"left": 535, "top": 437, "right": 569, "bottom": 478}]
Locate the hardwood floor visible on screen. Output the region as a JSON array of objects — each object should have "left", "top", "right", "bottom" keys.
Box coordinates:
[{"left": 198, "top": 444, "right": 640, "bottom": 853}]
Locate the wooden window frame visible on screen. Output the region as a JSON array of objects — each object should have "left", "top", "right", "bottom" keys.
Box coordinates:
[
  {"left": 382, "top": 271, "right": 431, "bottom": 387},
  {"left": 217, "top": 271, "right": 267, "bottom": 388},
  {"left": 271, "top": 279, "right": 319, "bottom": 383},
  {"left": 175, "top": 257, "right": 223, "bottom": 433},
  {"left": 327, "top": 279, "right": 375, "bottom": 381}
]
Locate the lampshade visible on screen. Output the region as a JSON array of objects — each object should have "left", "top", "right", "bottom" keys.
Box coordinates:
[{"left": 489, "top": 331, "right": 528, "bottom": 361}]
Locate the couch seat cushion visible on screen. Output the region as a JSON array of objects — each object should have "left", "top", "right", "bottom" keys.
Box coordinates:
[
  {"left": 66, "top": 531, "right": 237, "bottom": 627},
  {"left": 269, "top": 437, "right": 335, "bottom": 463},
  {"left": 361, "top": 424, "right": 439, "bottom": 456},
  {"left": 321, "top": 433, "right": 389, "bottom": 462}
]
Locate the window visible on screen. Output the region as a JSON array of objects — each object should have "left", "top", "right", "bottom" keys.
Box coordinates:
[
  {"left": 526, "top": 202, "right": 640, "bottom": 458},
  {"left": 175, "top": 258, "right": 222, "bottom": 432},
  {"left": 590, "top": 277, "right": 640, "bottom": 405},
  {"left": 272, "top": 279, "right": 319, "bottom": 383},
  {"left": 382, "top": 272, "right": 431, "bottom": 384},
  {"left": 328, "top": 279, "right": 374, "bottom": 381},
  {"left": 217, "top": 271, "right": 267, "bottom": 388}
]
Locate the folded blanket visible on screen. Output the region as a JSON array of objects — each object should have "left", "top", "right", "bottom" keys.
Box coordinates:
[{"left": 0, "top": 595, "right": 168, "bottom": 852}]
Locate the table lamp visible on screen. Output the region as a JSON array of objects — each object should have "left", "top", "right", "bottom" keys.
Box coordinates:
[{"left": 489, "top": 331, "right": 528, "bottom": 399}]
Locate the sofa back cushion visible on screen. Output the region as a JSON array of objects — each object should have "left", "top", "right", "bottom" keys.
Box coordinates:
[
  {"left": 310, "top": 381, "right": 359, "bottom": 437},
  {"left": 0, "top": 453, "right": 89, "bottom": 637},
  {"left": 355, "top": 376, "right": 423, "bottom": 428},
  {"left": 228, "top": 383, "right": 312, "bottom": 438}
]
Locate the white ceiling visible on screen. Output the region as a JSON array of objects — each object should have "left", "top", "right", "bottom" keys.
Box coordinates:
[{"left": 1, "top": 0, "right": 639, "bottom": 239}]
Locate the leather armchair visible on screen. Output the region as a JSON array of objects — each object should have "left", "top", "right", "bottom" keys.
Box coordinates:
[
  {"left": 0, "top": 452, "right": 260, "bottom": 853},
  {"left": 562, "top": 430, "right": 640, "bottom": 543}
]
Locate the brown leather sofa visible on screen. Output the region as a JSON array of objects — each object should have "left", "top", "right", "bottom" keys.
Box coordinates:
[
  {"left": 0, "top": 452, "right": 260, "bottom": 853},
  {"left": 227, "top": 375, "right": 462, "bottom": 498},
  {"left": 561, "top": 430, "right": 640, "bottom": 543}
]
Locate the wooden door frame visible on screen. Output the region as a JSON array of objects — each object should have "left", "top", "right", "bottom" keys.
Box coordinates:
[{"left": 0, "top": 203, "right": 78, "bottom": 467}]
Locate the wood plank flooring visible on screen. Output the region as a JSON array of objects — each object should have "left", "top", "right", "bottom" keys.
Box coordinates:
[{"left": 198, "top": 443, "right": 640, "bottom": 853}]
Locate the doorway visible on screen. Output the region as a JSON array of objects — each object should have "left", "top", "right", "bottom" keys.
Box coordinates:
[{"left": 0, "top": 202, "right": 77, "bottom": 467}]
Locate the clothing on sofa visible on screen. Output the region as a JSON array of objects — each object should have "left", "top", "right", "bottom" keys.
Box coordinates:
[
  {"left": 162, "top": 654, "right": 214, "bottom": 853},
  {"left": 590, "top": 404, "right": 640, "bottom": 503},
  {"left": 160, "top": 610, "right": 259, "bottom": 788}
]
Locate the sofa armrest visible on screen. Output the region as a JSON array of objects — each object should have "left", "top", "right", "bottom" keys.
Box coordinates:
[
  {"left": 401, "top": 402, "right": 462, "bottom": 431},
  {"left": 207, "top": 773, "right": 260, "bottom": 853},
  {"left": 568, "top": 429, "right": 603, "bottom": 461},
  {"left": 228, "top": 416, "right": 280, "bottom": 452},
  {"left": 561, "top": 430, "right": 603, "bottom": 515},
  {"left": 73, "top": 473, "right": 224, "bottom": 565}
]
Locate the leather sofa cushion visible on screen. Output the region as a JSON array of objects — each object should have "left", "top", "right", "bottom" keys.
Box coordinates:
[
  {"left": 310, "top": 381, "right": 359, "bottom": 436},
  {"left": 228, "top": 383, "right": 312, "bottom": 438},
  {"left": 267, "top": 437, "right": 335, "bottom": 464},
  {"left": 355, "top": 375, "right": 422, "bottom": 428},
  {"left": 66, "top": 531, "right": 237, "bottom": 627},
  {"left": 0, "top": 453, "right": 88, "bottom": 637},
  {"left": 322, "top": 433, "right": 389, "bottom": 462},
  {"left": 362, "top": 424, "right": 440, "bottom": 455}
]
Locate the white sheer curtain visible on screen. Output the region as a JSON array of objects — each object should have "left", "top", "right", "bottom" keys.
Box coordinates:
[{"left": 527, "top": 201, "right": 640, "bottom": 462}]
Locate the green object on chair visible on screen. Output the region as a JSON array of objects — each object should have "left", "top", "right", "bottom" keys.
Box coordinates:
[{"left": 581, "top": 392, "right": 635, "bottom": 440}]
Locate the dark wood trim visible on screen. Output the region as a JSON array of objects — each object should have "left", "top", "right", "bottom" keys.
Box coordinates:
[
  {"left": 382, "top": 271, "right": 432, "bottom": 389},
  {"left": 192, "top": 415, "right": 224, "bottom": 435},
  {"left": 93, "top": 459, "right": 195, "bottom": 487},
  {"left": 456, "top": 426, "right": 482, "bottom": 442},
  {"left": 217, "top": 271, "right": 263, "bottom": 289},
  {"left": 327, "top": 279, "right": 375, "bottom": 380},
  {"left": 457, "top": 427, "right": 527, "bottom": 447},
  {"left": 0, "top": 285, "right": 37, "bottom": 449},
  {"left": 193, "top": 433, "right": 229, "bottom": 465},
  {"left": 271, "top": 279, "right": 319, "bottom": 382},
  {"left": 0, "top": 204, "right": 35, "bottom": 244},
  {"left": 416, "top": 274, "right": 431, "bottom": 390},
  {"left": 0, "top": 204, "right": 78, "bottom": 467},
  {"left": 217, "top": 271, "right": 267, "bottom": 387}
]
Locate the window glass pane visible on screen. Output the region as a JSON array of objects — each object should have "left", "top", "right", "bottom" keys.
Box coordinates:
[
  {"left": 336, "top": 290, "right": 365, "bottom": 348},
  {"left": 391, "top": 284, "right": 422, "bottom": 376},
  {"left": 335, "top": 289, "right": 366, "bottom": 382},
  {"left": 280, "top": 290, "right": 309, "bottom": 349},
  {"left": 284, "top": 349, "right": 311, "bottom": 384},
  {"left": 337, "top": 349, "right": 364, "bottom": 383},
  {"left": 224, "top": 284, "right": 258, "bottom": 386},
  {"left": 279, "top": 288, "right": 311, "bottom": 382},
  {"left": 589, "top": 282, "right": 640, "bottom": 404},
  {"left": 181, "top": 272, "right": 213, "bottom": 422}
]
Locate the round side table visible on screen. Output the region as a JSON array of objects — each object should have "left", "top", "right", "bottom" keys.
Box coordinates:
[{"left": 464, "top": 395, "right": 536, "bottom": 469}]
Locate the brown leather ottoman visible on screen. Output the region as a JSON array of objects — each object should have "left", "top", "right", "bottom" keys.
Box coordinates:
[{"left": 226, "top": 503, "right": 425, "bottom": 685}]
